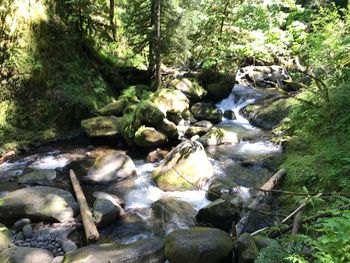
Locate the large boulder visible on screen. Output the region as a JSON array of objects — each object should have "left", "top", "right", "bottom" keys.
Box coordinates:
[
  {"left": 83, "top": 152, "right": 136, "bottom": 185},
  {"left": 98, "top": 99, "right": 129, "bottom": 116},
  {"left": 152, "top": 141, "right": 214, "bottom": 191},
  {"left": 155, "top": 118, "right": 179, "bottom": 139},
  {"left": 206, "top": 82, "right": 233, "bottom": 101},
  {"left": 0, "top": 186, "right": 78, "bottom": 224},
  {"left": 0, "top": 224, "right": 11, "bottom": 251},
  {"left": 196, "top": 199, "right": 241, "bottom": 232},
  {"left": 241, "top": 97, "right": 295, "bottom": 130},
  {"left": 149, "top": 88, "right": 189, "bottom": 114},
  {"left": 17, "top": 169, "right": 56, "bottom": 185},
  {"left": 198, "top": 127, "right": 239, "bottom": 146},
  {"left": 93, "top": 198, "right": 125, "bottom": 227},
  {"left": 165, "top": 227, "right": 234, "bottom": 263},
  {"left": 135, "top": 127, "right": 168, "bottom": 147},
  {"left": 81, "top": 116, "right": 122, "bottom": 137},
  {"left": 0, "top": 246, "right": 54, "bottom": 263},
  {"left": 151, "top": 197, "right": 196, "bottom": 234},
  {"left": 62, "top": 237, "right": 165, "bottom": 263},
  {"left": 171, "top": 78, "right": 207, "bottom": 101},
  {"left": 190, "top": 103, "right": 223, "bottom": 124},
  {"left": 185, "top": 120, "right": 214, "bottom": 137},
  {"left": 135, "top": 101, "right": 166, "bottom": 124}
]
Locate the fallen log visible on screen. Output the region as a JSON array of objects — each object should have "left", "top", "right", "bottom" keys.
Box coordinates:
[
  {"left": 238, "top": 169, "right": 287, "bottom": 234},
  {"left": 69, "top": 169, "right": 99, "bottom": 243},
  {"left": 0, "top": 150, "right": 15, "bottom": 164}
]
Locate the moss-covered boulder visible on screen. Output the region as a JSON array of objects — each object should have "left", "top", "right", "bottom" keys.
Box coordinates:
[
  {"left": 135, "top": 101, "right": 166, "bottom": 124},
  {"left": 18, "top": 169, "right": 56, "bottom": 185},
  {"left": 93, "top": 198, "right": 125, "bottom": 227},
  {"left": 190, "top": 103, "right": 223, "bottom": 124},
  {"left": 81, "top": 116, "right": 122, "bottom": 137},
  {"left": 234, "top": 233, "right": 259, "bottom": 263},
  {"left": 185, "top": 120, "right": 214, "bottom": 137},
  {"left": 0, "top": 186, "right": 78, "bottom": 224},
  {"left": 0, "top": 224, "right": 11, "bottom": 252},
  {"left": 198, "top": 127, "right": 239, "bottom": 146},
  {"left": 241, "top": 97, "right": 296, "bottom": 130},
  {"left": 152, "top": 141, "right": 214, "bottom": 191},
  {"left": 155, "top": 118, "right": 179, "bottom": 138},
  {"left": 172, "top": 78, "right": 207, "bottom": 101},
  {"left": 196, "top": 199, "right": 241, "bottom": 232},
  {"left": 165, "top": 227, "right": 234, "bottom": 263},
  {"left": 62, "top": 237, "right": 164, "bottom": 263},
  {"left": 150, "top": 88, "right": 189, "bottom": 114},
  {"left": 206, "top": 82, "right": 233, "bottom": 101},
  {"left": 135, "top": 127, "right": 168, "bottom": 147},
  {"left": 97, "top": 98, "right": 129, "bottom": 116}
]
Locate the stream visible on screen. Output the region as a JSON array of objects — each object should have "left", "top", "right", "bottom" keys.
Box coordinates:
[{"left": 0, "top": 84, "right": 282, "bottom": 247}]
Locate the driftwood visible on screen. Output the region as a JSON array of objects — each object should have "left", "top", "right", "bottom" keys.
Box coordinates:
[
  {"left": 69, "top": 169, "right": 99, "bottom": 243},
  {"left": 0, "top": 150, "right": 15, "bottom": 164},
  {"left": 239, "top": 169, "right": 287, "bottom": 234}
]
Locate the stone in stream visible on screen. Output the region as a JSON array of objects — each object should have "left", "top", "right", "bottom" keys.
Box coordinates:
[
  {"left": 93, "top": 191, "right": 125, "bottom": 207},
  {"left": 62, "top": 236, "right": 165, "bottom": 263},
  {"left": 0, "top": 186, "right": 78, "bottom": 224},
  {"left": 171, "top": 78, "right": 207, "bottom": 101},
  {"left": 198, "top": 127, "right": 239, "bottom": 146},
  {"left": 134, "top": 127, "right": 168, "bottom": 147},
  {"left": 93, "top": 198, "right": 125, "bottom": 227},
  {"left": 0, "top": 246, "right": 54, "bottom": 263},
  {"left": 190, "top": 102, "right": 223, "bottom": 124},
  {"left": 81, "top": 116, "right": 122, "bottom": 137},
  {"left": 149, "top": 88, "right": 189, "bottom": 114},
  {"left": 155, "top": 118, "right": 179, "bottom": 139},
  {"left": 146, "top": 148, "right": 169, "bottom": 163},
  {"left": 224, "top": 110, "right": 237, "bottom": 120},
  {"left": 17, "top": 169, "right": 56, "bottom": 185},
  {"left": 234, "top": 233, "right": 259, "bottom": 263},
  {"left": 151, "top": 197, "right": 196, "bottom": 234},
  {"left": 83, "top": 152, "right": 136, "bottom": 185},
  {"left": 165, "top": 227, "right": 234, "bottom": 263},
  {"left": 22, "top": 224, "right": 33, "bottom": 239},
  {"left": 196, "top": 199, "right": 241, "bottom": 233},
  {"left": 152, "top": 140, "right": 214, "bottom": 191},
  {"left": 13, "top": 218, "right": 31, "bottom": 232}
]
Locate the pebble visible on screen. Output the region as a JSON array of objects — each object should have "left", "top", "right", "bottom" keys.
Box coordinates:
[
  {"left": 23, "top": 224, "right": 33, "bottom": 239},
  {"left": 37, "top": 236, "right": 44, "bottom": 242}
]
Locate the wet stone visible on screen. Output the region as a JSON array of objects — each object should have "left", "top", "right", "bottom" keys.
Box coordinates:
[
  {"left": 13, "top": 218, "right": 31, "bottom": 232},
  {"left": 37, "top": 236, "right": 44, "bottom": 242}
]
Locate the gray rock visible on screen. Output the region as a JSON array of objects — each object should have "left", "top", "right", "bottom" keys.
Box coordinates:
[
  {"left": 14, "top": 232, "right": 24, "bottom": 241},
  {"left": 234, "top": 233, "right": 258, "bottom": 263},
  {"left": 62, "top": 237, "right": 164, "bottom": 263},
  {"left": 93, "top": 191, "right": 125, "bottom": 207},
  {"left": 165, "top": 227, "right": 234, "bottom": 263},
  {"left": 190, "top": 102, "right": 223, "bottom": 124},
  {"left": 13, "top": 218, "right": 31, "bottom": 232},
  {"left": 18, "top": 169, "right": 56, "bottom": 185},
  {"left": 0, "top": 186, "right": 79, "bottom": 224},
  {"left": 81, "top": 116, "right": 122, "bottom": 137},
  {"left": 0, "top": 246, "right": 54, "bottom": 263},
  {"left": 93, "top": 198, "right": 125, "bottom": 227},
  {"left": 52, "top": 256, "right": 64, "bottom": 263},
  {"left": 62, "top": 240, "right": 77, "bottom": 253},
  {"left": 22, "top": 225, "right": 33, "bottom": 239},
  {"left": 224, "top": 110, "right": 236, "bottom": 120},
  {"left": 83, "top": 152, "right": 137, "bottom": 185}
]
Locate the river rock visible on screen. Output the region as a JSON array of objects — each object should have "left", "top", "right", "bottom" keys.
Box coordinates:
[
  {"left": 151, "top": 197, "right": 196, "bottom": 234},
  {"left": 22, "top": 224, "right": 33, "bottom": 239},
  {"left": 172, "top": 78, "right": 207, "bottom": 101},
  {"left": 149, "top": 88, "right": 189, "bottom": 114},
  {"left": 0, "top": 224, "right": 11, "bottom": 251},
  {"left": 52, "top": 256, "right": 64, "bottom": 263},
  {"left": 205, "top": 82, "right": 233, "bottom": 101},
  {"left": 196, "top": 199, "right": 241, "bottom": 232},
  {"left": 13, "top": 218, "right": 31, "bottom": 232},
  {"left": 0, "top": 186, "right": 78, "bottom": 224},
  {"left": 134, "top": 127, "right": 168, "bottom": 147},
  {"left": 98, "top": 99, "right": 129, "bottom": 116},
  {"left": 165, "top": 227, "right": 234, "bottom": 263},
  {"left": 185, "top": 120, "right": 213, "bottom": 137},
  {"left": 83, "top": 152, "right": 136, "bottom": 185},
  {"left": 18, "top": 169, "right": 56, "bottom": 185},
  {"left": 152, "top": 140, "right": 214, "bottom": 191},
  {"left": 93, "top": 198, "right": 125, "bottom": 227},
  {"left": 190, "top": 103, "right": 223, "bottom": 124},
  {"left": 93, "top": 191, "right": 125, "bottom": 207},
  {"left": 234, "top": 233, "right": 258, "bottom": 263},
  {"left": 155, "top": 118, "right": 179, "bottom": 138},
  {"left": 198, "top": 127, "right": 239, "bottom": 146},
  {"left": 61, "top": 240, "right": 77, "bottom": 253},
  {"left": 62, "top": 237, "right": 164, "bottom": 263},
  {"left": 224, "top": 110, "right": 236, "bottom": 120},
  {"left": 81, "top": 116, "right": 122, "bottom": 137},
  {"left": 146, "top": 148, "right": 169, "bottom": 163},
  {"left": 0, "top": 247, "right": 54, "bottom": 263}
]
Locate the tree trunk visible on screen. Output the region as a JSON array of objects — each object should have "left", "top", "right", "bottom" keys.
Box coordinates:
[
  {"left": 109, "top": 0, "right": 116, "bottom": 40},
  {"left": 69, "top": 170, "right": 99, "bottom": 244},
  {"left": 154, "top": 0, "right": 161, "bottom": 89}
]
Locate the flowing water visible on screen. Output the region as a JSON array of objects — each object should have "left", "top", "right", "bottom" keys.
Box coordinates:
[{"left": 0, "top": 84, "right": 282, "bottom": 244}]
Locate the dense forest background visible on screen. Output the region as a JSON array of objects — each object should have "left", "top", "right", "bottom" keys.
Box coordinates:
[{"left": 1, "top": 0, "right": 350, "bottom": 261}]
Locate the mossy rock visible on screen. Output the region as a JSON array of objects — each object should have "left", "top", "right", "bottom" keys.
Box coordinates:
[
  {"left": 98, "top": 99, "right": 129, "bottom": 116},
  {"left": 150, "top": 88, "right": 189, "bottom": 114},
  {"left": 198, "top": 127, "right": 239, "bottom": 146},
  {"left": 18, "top": 169, "right": 56, "bottom": 185},
  {"left": 135, "top": 127, "right": 168, "bottom": 147},
  {"left": 165, "top": 227, "right": 234, "bottom": 263},
  {"left": 155, "top": 118, "right": 179, "bottom": 138},
  {"left": 81, "top": 116, "right": 122, "bottom": 137},
  {"left": 120, "top": 113, "right": 141, "bottom": 145},
  {"left": 135, "top": 101, "right": 166, "bottom": 124},
  {"left": 190, "top": 103, "right": 223, "bottom": 124},
  {"left": 0, "top": 224, "right": 11, "bottom": 252},
  {"left": 152, "top": 141, "right": 214, "bottom": 191},
  {"left": 206, "top": 81, "right": 233, "bottom": 101},
  {"left": 171, "top": 78, "right": 207, "bottom": 101}
]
